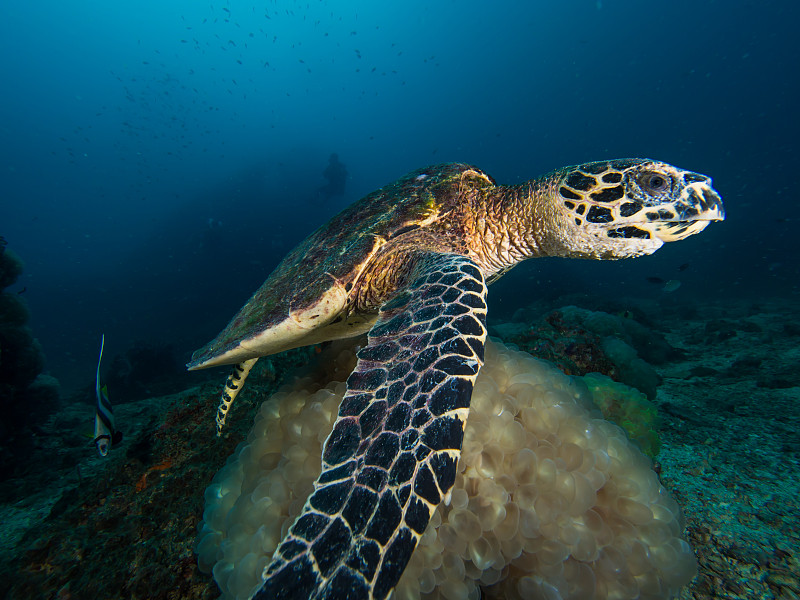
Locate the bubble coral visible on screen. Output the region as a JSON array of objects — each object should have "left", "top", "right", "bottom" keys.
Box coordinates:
[{"left": 195, "top": 339, "right": 694, "bottom": 600}]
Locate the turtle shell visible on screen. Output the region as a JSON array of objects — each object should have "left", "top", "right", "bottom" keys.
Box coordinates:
[{"left": 188, "top": 163, "right": 495, "bottom": 369}]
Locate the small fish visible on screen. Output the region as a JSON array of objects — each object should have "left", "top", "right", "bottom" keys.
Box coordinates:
[
  {"left": 677, "top": 262, "right": 690, "bottom": 271},
  {"left": 94, "top": 335, "right": 122, "bottom": 456},
  {"left": 646, "top": 276, "right": 665, "bottom": 285},
  {"left": 663, "top": 280, "right": 682, "bottom": 292}
]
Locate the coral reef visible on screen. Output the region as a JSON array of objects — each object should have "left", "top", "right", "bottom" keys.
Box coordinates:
[
  {"left": 3, "top": 297, "right": 799, "bottom": 600},
  {"left": 0, "top": 237, "right": 23, "bottom": 290},
  {"left": 0, "top": 239, "right": 60, "bottom": 477},
  {"left": 491, "top": 312, "right": 617, "bottom": 378},
  {"left": 494, "top": 306, "right": 666, "bottom": 400}
]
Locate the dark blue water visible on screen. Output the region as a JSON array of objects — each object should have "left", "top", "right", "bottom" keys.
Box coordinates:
[{"left": 1, "top": 0, "right": 797, "bottom": 394}]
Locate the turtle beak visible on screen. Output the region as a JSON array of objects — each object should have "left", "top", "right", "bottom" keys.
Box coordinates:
[{"left": 650, "top": 180, "right": 724, "bottom": 243}]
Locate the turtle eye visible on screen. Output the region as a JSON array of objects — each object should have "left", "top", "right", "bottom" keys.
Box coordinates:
[{"left": 642, "top": 173, "right": 669, "bottom": 193}]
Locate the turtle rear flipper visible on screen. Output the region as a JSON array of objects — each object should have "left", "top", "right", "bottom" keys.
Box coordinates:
[
  {"left": 255, "top": 252, "right": 488, "bottom": 600},
  {"left": 215, "top": 358, "right": 258, "bottom": 436}
]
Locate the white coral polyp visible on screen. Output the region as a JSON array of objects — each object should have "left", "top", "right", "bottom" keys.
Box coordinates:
[{"left": 195, "top": 339, "right": 695, "bottom": 600}]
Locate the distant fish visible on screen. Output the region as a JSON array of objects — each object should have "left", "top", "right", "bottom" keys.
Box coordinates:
[
  {"left": 663, "top": 280, "right": 682, "bottom": 292},
  {"left": 646, "top": 276, "right": 665, "bottom": 285},
  {"left": 677, "top": 262, "right": 690, "bottom": 271},
  {"left": 94, "top": 335, "right": 122, "bottom": 456}
]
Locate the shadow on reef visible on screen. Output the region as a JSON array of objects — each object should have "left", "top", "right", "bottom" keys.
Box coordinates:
[{"left": 0, "top": 237, "right": 60, "bottom": 480}]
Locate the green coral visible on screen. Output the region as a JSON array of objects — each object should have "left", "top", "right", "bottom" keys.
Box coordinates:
[{"left": 582, "top": 372, "right": 661, "bottom": 458}]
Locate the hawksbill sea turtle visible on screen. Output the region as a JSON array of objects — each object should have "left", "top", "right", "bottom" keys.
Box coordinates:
[{"left": 188, "top": 159, "right": 723, "bottom": 600}]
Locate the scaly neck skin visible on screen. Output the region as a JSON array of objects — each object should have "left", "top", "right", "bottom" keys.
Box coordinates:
[{"left": 466, "top": 171, "right": 570, "bottom": 278}]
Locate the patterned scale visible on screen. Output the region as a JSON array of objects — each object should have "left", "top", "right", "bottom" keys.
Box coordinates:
[{"left": 253, "top": 252, "right": 488, "bottom": 600}]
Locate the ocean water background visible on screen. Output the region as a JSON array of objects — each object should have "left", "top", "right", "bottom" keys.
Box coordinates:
[{"left": 0, "top": 0, "right": 797, "bottom": 394}]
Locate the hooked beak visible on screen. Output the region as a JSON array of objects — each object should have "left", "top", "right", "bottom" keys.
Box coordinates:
[{"left": 651, "top": 182, "right": 724, "bottom": 243}]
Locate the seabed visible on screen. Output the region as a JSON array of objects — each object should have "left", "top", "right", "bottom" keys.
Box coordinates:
[{"left": 1, "top": 295, "right": 798, "bottom": 600}]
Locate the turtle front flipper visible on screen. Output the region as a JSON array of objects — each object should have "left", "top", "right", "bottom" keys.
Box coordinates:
[{"left": 254, "top": 252, "right": 488, "bottom": 600}]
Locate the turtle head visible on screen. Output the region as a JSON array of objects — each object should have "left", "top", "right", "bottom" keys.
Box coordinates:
[{"left": 548, "top": 158, "right": 724, "bottom": 259}]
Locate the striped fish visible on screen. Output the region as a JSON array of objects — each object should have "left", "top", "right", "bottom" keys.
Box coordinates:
[{"left": 94, "top": 334, "right": 122, "bottom": 456}]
